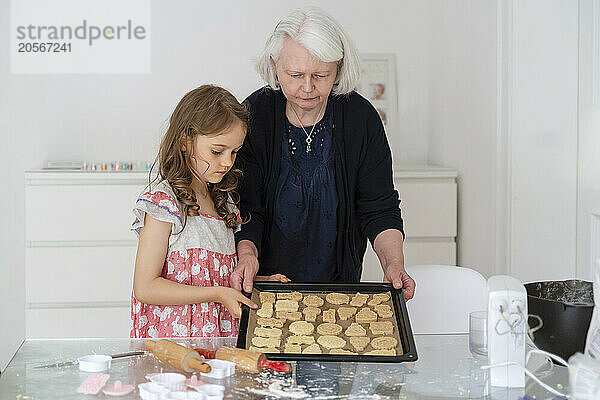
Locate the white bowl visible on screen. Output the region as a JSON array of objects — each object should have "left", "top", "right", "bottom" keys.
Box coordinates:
[{"left": 77, "top": 355, "right": 112, "bottom": 372}]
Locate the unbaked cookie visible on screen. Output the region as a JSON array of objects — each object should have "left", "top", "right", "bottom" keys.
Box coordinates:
[
  {"left": 289, "top": 320, "right": 314, "bottom": 335},
  {"left": 337, "top": 306, "right": 357, "bottom": 321},
  {"left": 276, "top": 311, "right": 302, "bottom": 321},
  {"left": 369, "top": 321, "right": 394, "bottom": 335},
  {"left": 251, "top": 337, "right": 281, "bottom": 348},
  {"left": 284, "top": 343, "right": 302, "bottom": 354},
  {"left": 254, "top": 327, "right": 282, "bottom": 338},
  {"left": 350, "top": 292, "right": 369, "bottom": 307},
  {"left": 371, "top": 336, "right": 398, "bottom": 350},
  {"left": 345, "top": 323, "right": 367, "bottom": 337},
  {"left": 275, "top": 299, "right": 299, "bottom": 312},
  {"left": 325, "top": 292, "right": 350, "bottom": 305},
  {"left": 302, "top": 295, "right": 324, "bottom": 307},
  {"left": 374, "top": 304, "right": 394, "bottom": 318},
  {"left": 364, "top": 349, "right": 396, "bottom": 356},
  {"left": 249, "top": 346, "right": 280, "bottom": 353},
  {"left": 286, "top": 335, "right": 315, "bottom": 345},
  {"left": 355, "top": 308, "right": 378, "bottom": 323},
  {"left": 349, "top": 336, "right": 370, "bottom": 352},
  {"left": 256, "top": 317, "right": 285, "bottom": 328},
  {"left": 302, "top": 307, "right": 321, "bottom": 322},
  {"left": 277, "top": 291, "right": 303, "bottom": 301},
  {"left": 317, "top": 335, "right": 346, "bottom": 349},
  {"left": 316, "top": 322, "right": 343, "bottom": 336},
  {"left": 329, "top": 348, "right": 357, "bottom": 355},
  {"left": 256, "top": 302, "right": 273, "bottom": 318},
  {"left": 302, "top": 343, "right": 322, "bottom": 354},
  {"left": 368, "top": 292, "right": 391, "bottom": 306},
  {"left": 322, "top": 309, "right": 336, "bottom": 323},
  {"left": 259, "top": 292, "right": 276, "bottom": 304}
]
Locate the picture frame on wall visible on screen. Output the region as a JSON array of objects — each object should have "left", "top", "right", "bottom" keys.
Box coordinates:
[{"left": 357, "top": 53, "right": 398, "bottom": 138}]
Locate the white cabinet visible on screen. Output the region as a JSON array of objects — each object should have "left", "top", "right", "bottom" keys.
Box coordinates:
[{"left": 361, "top": 165, "right": 458, "bottom": 281}]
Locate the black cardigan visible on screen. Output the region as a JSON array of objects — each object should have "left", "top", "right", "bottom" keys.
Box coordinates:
[{"left": 234, "top": 87, "right": 404, "bottom": 282}]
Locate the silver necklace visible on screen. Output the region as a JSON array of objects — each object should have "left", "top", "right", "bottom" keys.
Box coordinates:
[{"left": 290, "top": 101, "right": 326, "bottom": 153}]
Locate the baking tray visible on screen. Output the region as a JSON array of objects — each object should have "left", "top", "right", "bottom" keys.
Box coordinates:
[{"left": 237, "top": 282, "right": 418, "bottom": 363}]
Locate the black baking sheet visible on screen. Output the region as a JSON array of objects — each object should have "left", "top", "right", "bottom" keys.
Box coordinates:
[{"left": 237, "top": 282, "right": 418, "bottom": 363}]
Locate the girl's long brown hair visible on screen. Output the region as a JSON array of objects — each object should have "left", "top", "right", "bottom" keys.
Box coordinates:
[{"left": 150, "top": 85, "right": 249, "bottom": 230}]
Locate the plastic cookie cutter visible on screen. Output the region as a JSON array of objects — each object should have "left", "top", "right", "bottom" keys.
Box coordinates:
[
  {"left": 192, "top": 383, "right": 225, "bottom": 400},
  {"left": 76, "top": 373, "right": 110, "bottom": 395},
  {"left": 102, "top": 380, "right": 135, "bottom": 396},
  {"left": 149, "top": 372, "right": 186, "bottom": 391},
  {"left": 138, "top": 382, "right": 170, "bottom": 400},
  {"left": 167, "top": 392, "right": 207, "bottom": 400},
  {"left": 199, "top": 359, "right": 236, "bottom": 379},
  {"left": 77, "top": 355, "right": 112, "bottom": 372},
  {"left": 185, "top": 374, "right": 204, "bottom": 389}
]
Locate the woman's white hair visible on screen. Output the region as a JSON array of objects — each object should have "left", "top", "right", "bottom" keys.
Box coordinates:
[{"left": 256, "top": 7, "right": 361, "bottom": 95}]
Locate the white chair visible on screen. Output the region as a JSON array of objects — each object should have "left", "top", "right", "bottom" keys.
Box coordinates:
[{"left": 405, "top": 265, "right": 487, "bottom": 334}]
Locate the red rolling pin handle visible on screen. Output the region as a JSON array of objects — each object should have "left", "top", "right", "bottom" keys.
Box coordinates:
[{"left": 193, "top": 348, "right": 291, "bottom": 373}]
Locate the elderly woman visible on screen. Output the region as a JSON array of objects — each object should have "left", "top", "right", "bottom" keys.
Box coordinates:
[{"left": 231, "top": 7, "right": 415, "bottom": 300}]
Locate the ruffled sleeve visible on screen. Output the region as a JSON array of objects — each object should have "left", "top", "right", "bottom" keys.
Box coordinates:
[{"left": 131, "top": 180, "right": 185, "bottom": 246}]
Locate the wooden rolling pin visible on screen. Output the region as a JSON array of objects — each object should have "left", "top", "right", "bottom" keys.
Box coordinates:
[
  {"left": 194, "top": 347, "right": 291, "bottom": 373},
  {"left": 145, "top": 340, "right": 211, "bottom": 373}
]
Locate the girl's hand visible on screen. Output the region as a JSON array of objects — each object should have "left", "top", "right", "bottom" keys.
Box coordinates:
[
  {"left": 217, "top": 287, "right": 257, "bottom": 319},
  {"left": 254, "top": 274, "right": 291, "bottom": 283}
]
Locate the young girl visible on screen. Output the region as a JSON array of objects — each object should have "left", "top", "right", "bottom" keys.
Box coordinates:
[{"left": 130, "top": 85, "right": 287, "bottom": 338}]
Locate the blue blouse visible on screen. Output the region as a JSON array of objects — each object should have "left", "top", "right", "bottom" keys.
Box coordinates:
[{"left": 262, "top": 105, "right": 338, "bottom": 282}]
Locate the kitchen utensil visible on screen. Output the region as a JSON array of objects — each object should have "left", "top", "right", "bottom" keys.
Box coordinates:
[
  {"left": 78, "top": 354, "right": 112, "bottom": 372},
  {"left": 145, "top": 340, "right": 211, "bottom": 373},
  {"left": 34, "top": 350, "right": 145, "bottom": 369},
  {"left": 199, "top": 359, "right": 236, "bottom": 379},
  {"left": 101, "top": 380, "right": 135, "bottom": 396},
  {"left": 194, "top": 346, "right": 291, "bottom": 373},
  {"left": 149, "top": 372, "right": 186, "bottom": 391}
]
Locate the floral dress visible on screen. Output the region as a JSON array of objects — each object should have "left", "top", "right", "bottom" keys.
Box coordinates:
[{"left": 130, "top": 180, "right": 240, "bottom": 338}]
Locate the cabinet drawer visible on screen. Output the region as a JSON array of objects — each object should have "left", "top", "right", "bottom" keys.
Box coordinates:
[
  {"left": 26, "top": 246, "right": 136, "bottom": 304},
  {"left": 26, "top": 184, "right": 145, "bottom": 242},
  {"left": 26, "top": 307, "right": 131, "bottom": 338},
  {"left": 395, "top": 181, "right": 457, "bottom": 237}
]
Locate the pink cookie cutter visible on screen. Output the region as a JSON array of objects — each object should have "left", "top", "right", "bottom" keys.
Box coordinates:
[{"left": 102, "top": 380, "right": 135, "bottom": 396}]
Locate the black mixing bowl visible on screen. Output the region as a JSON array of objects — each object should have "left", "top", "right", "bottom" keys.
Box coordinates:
[{"left": 525, "top": 280, "right": 593, "bottom": 361}]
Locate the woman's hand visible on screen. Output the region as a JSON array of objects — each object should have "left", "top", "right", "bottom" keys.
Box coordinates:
[
  {"left": 254, "top": 274, "right": 291, "bottom": 283},
  {"left": 231, "top": 240, "right": 260, "bottom": 292},
  {"left": 216, "top": 287, "right": 257, "bottom": 319}
]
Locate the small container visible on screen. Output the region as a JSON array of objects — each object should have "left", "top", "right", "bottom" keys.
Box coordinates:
[
  {"left": 469, "top": 311, "right": 488, "bottom": 358},
  {"left": 200, "top": 359, "right": 236, "bottom": 379},
  {"left": 150, "top": 372, "right": 186, "bottom": 391},
  {"left": 78, "top": 355, "right": 112, "bottom": 372}
]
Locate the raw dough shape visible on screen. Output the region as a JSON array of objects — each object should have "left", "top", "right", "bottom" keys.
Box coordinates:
[
  {"left": 350, "top": 292, "right": 369, "bottom": 307},
  {"left": 322, "top": 309, "right": 336, "bottom": 323},
  {"left": 369, "top": 321, "right": 395, "bottom": 335},
  {"left": 302, "top": 343, "right": 322, "bottom": 354},
  {"left": 317, "top": 335, "right": 346, "bottom": 349},
  {"left": 277, "top": 291, "right": 303, "bottom": 301},
  {"left": 371, "top": 336, "right": 398, "bottom": 350},
  {"left": 259, "top": 292, "right": 276, "bottom": 304},
  {"left": 337, "top": 306, "right": 357, "bottom": 321},
  {"left": 326, "top": 292, "right": 350, "bottom": 305},
  {"left": 355, "top": 308, "right": 378, "bottom": 323},
  {"left": 275, "top": 299, "right": 299, "bottom": 312},
  {"left": 349, "top": 336, "right": 370, "bottom": 352},
  {"left": 345, "top": 323, "right": 367, "bottom": 337},
  {"left": 256, "top": 302, "right": 273, "bottom": 318},
  {"left": 257, "top": 317, "right": 285, "bottom": 328},
  {"left": 289, "top": 320, "right": 314, "bottom": 335},
  {"left": 250, "top": 346, "right": 280, "bottom": 353},
  {"left": 284, "top": 343, "right": 302, "bottom": 354},
  {"left": 368, "top": 293, "right": 391, "bottom": 306},
  {"left": 276, "top": 311, "right": 302, "bottom": 321},
  {"left": 302, "top": 307, "right": 321, "bottom": 322},
  {"left": 316, "top": 322, "right": 343, "bottom": 336},
  {"left": 286, "top": 335, "right": 315, "bottom": 345},
  {"left": 374, "top": 304, "right": 394, "bottom": 318},
  {"left": 251, "top": 337, "right": 281, "bottom": 348},
  {"left": 254, "top": 327, "right": 283, "bottom": 338},
  {"left": 302, "top": 295, "right": 324, "bottom": 307},
  {"left": 329, "top": 348, "right": 357, "bottom": 355},
  {"left": 365, "top": 349, "right": 396, "bottom": 356}
]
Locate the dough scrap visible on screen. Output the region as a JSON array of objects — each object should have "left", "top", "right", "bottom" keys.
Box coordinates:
[
  {"left": 326, "top": 292, "right": 350, "bottom": 305},
  {"left": 371, "top": 336, "right": 398, "bottom": 350},
  {"left": 302, "top": 295, "right": 324, "bottom": 307},
  {"left": 276, "top": 311, "right": 302, "bottom": 321},
  {"left": 289, "top": 320, "right": 314, "bottom": 335},
  {"left": 302, "top": 307, "right": 321, "bottom": 322},
  {"left": 350, "top": 292, "right": 369, "bottom": 307},
  {"left": 254, "top": 327, "right": 282, "bottom": 338},
  {"left": 251, "top": 337, "right": 281, "bottom": 348},
  {"left": 349, "top": 336, "right": 370, "bottom": 352},
  {"left": 355, "top": 308, "right": 378, "bottom": 323},
  {"left": 256, "top": 317, "right": 285, "bottom": 328},
  {"left": 369, "top": 321, "right": 394, "bottom": 335},
  {"left": 259, "top": 292, "right": 276, "bottom": 304},
  {"left": 302, "top": 343, "right": 322, "bottom": 354},
  {"left": 275, "top": 299, "right": 299, "bottom": 312},
  {"left": 316, "top": 322, "right": 343, "bottom": 336},
  {"left": 374, "top": 304, "right": 394, "bottom": 318},
  {"left": 286, "top": 335, "right": 315, "bottom": 345},
  {"left": 345, "top": 323, "right": 367, "bottom": 337},
  {"left": 277, "top": 291, "right": 303, "bottom": 301},
  {"left": 256, "top": 302, "right": 273, "bottom": 318},
  {"left": 317, "top": 335, "right": 346, "bottom": 349},
  {"left": 322, "top": 309, "right": 336, "bottom": 323},
  {"left": 337, "top": 306, "right": 357, "bottom": 321},
  {"left": 284, "top": 343, "right": 302, "bottom": 354}
]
